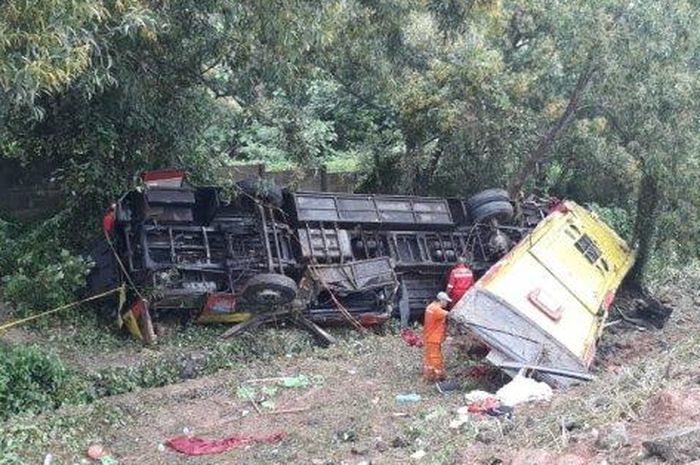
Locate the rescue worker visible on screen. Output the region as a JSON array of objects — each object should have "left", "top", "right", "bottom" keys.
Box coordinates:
[
  {"left": 446, "top": 256, "right": 474, "bottom": 305},
  {"left": 422, "top": 291, "right": 452, "bottom": 381}
]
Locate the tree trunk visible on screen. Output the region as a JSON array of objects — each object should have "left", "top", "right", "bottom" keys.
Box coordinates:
[
  {"left": 508, "top": 61, "right": 596, "bottom": 197},
  {"left": 628, "top": 171, "right": 660, "bottom": 284}
]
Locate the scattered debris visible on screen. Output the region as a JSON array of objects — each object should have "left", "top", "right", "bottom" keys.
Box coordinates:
[
  {"left": 451, "top": 392, "right": 509, "bottom": 428},
  {"left": 395, "top": 393, "right": 422, "bottom": 403},
  {"left": 464, "top": 390, "right": 494, "bottom": 404},
  {"left": 86, "top": 444, "right": 105, "bottom": 460},
  {"left": 643, "top": 425, "right": 700, "bottom": 464},
  {"left": 410, "top": 449, "right": 426, "bottom": 460},
  {"left": 166, "top": 432, "right": 284, "bottom": 456},
  {"left": 467, "top": 396, "right": 503, "bottom": 416},
  {"left": 400, "top": 328, "right": 423, "bottom": 347},
  {"left": 450, "top": 375, "right": 549, "bottom": 427},
  {"left": 495, "top": 373, "right": 553, "bottom": 407}
]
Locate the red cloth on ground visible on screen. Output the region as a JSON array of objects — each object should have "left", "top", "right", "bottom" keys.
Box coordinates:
[
  {"left": 166, "top": 432, "right": 284, "bottom": 455},
  {"left": 400, "top": 328, "right": 423, "bottom": 347}
]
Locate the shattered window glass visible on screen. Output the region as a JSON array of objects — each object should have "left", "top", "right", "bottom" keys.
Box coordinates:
[{"left": 574, "top": 234, "right": 602, "bottom": 264}]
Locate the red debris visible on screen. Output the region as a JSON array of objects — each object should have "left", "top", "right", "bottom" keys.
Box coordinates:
[
  {"left": 467, "top": 396, "right": 501, "bottom": 415},
  {"left": 86, "top": 444, "right": 105, "bottom": 460},
  {"left": 166, "top": 432, "right": 284, "bottom": 456},
  {"left": 400, "top": 328, "right": 423, "bottom": 347}
]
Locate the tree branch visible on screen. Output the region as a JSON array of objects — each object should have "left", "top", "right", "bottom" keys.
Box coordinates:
[{"left": 508, "top": 57, "right": 597, "bottom": 196}]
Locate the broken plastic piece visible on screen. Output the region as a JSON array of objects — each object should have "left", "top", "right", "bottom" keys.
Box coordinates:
[
  {"left": 395, "top": 393, "right": 422, "bottom": 403},
  {"left": 496, "top": 373, "right": 553, "bottom": 407}
]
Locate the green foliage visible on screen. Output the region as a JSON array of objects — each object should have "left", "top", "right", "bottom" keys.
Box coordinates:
[
  {"left": 0, "top": 217, "right": 16, "bottom": 276},
  {"left": 1, "top": 214, "right": 93, "bottom": 315},
  {"left": 0, "top": 345, "right": 76, "bottom": 421},
  {"left": 589, "top": 203, "right": 633, "bottom": 243},
  {"left": 1, "top": 0, "right": 699, "bottom": 290}
]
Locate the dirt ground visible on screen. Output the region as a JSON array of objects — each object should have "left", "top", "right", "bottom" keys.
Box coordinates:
[{"left": 2, "top": 280, "right": 699, "bottom": 465}]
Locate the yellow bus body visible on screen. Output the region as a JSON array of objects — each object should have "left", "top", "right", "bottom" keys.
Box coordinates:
[{"left": 452, "top": 201, "right": 635, "bottom": 386}]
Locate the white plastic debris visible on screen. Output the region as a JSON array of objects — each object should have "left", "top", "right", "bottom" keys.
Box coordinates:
[
  {"left": 464, "top": 390, "right": 494, "bottom": 404},
  {"left": 411, "top": 449, "right": 427, "bottom": 460},
  {"left": 495, "top": 373, "right": 553, "bottom": 407}
]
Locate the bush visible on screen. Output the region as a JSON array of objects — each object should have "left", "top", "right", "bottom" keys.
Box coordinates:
[
  {"left": 1, "top": 211, "right": 94, "bottom": 316},
  {"left": 0, "top": 345, "right": 76, "bottom": 421},
  {"left": 2, "top": 249, "right": 93, "bottom": 316}
]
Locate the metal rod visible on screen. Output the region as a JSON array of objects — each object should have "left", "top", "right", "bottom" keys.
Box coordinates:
[
  {"left": 268, "top": 206, "right": 284, "bottom": 273},
  {"left": 201, "top": 226, "right": 211, "bottom": 264},
  {"left": 495, "top": 361, "right": 596, "bottom": 382},
  {"left": 257, "top": 203, "right": 274, "bottom": 272},
  {"left": 168, "top": 227, "right": 176, "bottom": 264}
]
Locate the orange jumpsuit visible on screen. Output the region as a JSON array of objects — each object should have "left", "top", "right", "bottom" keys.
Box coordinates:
[{"left": 422, "top": 301, "right": 449, "bottom": 381}]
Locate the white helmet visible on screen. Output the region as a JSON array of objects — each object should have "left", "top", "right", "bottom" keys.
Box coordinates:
[{"left": 437, "top": 291, "right": 452, "bottom": 303}]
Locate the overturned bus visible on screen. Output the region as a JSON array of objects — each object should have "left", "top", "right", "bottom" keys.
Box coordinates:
[
  {"left": 450, "top": 201, "right": 635, "bottom": 387},
  {"left": 88, "top": 170, "right": 543, "bottom": 342}
]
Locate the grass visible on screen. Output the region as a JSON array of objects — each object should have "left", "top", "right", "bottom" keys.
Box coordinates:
[
  {"left": 0, "top": 312, "right": 373, "bottom": 421},
  {"left": 2, "top": 315, "right": 698, "bottom": 464},
  {"left": 503, "top": 330, "right": 700, "bottom": 451},
  {"left": 1, "top": 265, "right": 698, "bottom": 464},
  {"left": 0, "top": 399, "right": 128, "bottom": 465}
]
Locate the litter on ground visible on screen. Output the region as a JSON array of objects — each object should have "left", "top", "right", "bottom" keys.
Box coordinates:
[
  {"left": 400, "top": 328, "right": 423, "bottom": 347},
  {"left": 166, "top": 432, "right": 285, "bottom": 456},
  {"left": 496, "top": 373, "right": 553, "bottom": 407},
  {"left": 395, "top": 393, "right": 422, "bottom": 403}
]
